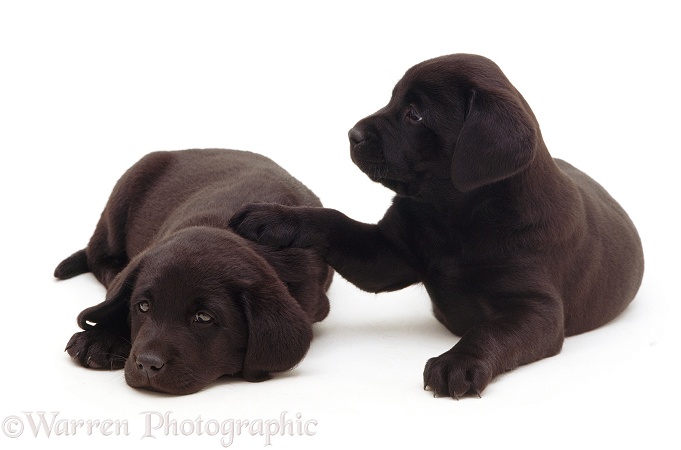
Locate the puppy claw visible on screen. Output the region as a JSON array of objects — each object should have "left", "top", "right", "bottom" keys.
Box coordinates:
[
  {"left": 423, "top": 351, "right": 492, "bottom": 400},
  {"left": 86, "top": 356, "right": 103, "bottom": 369},
  {"left": 66, "top": 329, "right": 130, "bottom": 371}
]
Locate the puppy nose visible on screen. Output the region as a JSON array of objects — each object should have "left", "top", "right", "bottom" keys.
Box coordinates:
[
  {"left": 136, "top": 353, "right": 165, "bottom": 375},
  {"left": 348, "top": 127, "right": 365, "bottom": 145}
]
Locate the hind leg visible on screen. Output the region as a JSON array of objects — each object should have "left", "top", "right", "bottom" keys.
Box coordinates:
[
  {"left": 54, "top": 249, "right": 89, "bottom": 279},
  {"left": 54, "top": 237, "right": 128, "bottom": 287},
  {"left": 85, "top": 240, "right": 127, "bottom": 287},
  {"left": 54, "top": 198, "right": 130, "bottom": 287}
]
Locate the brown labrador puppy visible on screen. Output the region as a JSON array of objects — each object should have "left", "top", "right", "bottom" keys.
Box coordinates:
[
  {"left": 230, "top": 54, "right": 645, "bottom": 398},
  {"left": 55, "top": 149, "right": 332, "bottom": 395}
]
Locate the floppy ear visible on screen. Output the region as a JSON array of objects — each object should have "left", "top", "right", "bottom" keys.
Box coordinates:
[
  {"left": 451, "top": 88, "right": 538, "bottom": 192},
  {"left": 76, "top": 257, "right": 141, "bottom": 330},
  {"left": 239, "top": 273, "right": 313, "bottom": 382}
]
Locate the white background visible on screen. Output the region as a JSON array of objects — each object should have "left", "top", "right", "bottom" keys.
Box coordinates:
[{"left": 1, "top": 1, "right": 679, "bottom": 449}]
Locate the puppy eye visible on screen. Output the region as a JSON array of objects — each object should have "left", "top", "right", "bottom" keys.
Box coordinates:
[
  {"left": 194, "top": 312, "right": 214, "bottom": 324},
  {"left": 138, "top": 300, "right": 150, "bottom": 313},
  {"left": 406, "top": 107, "right": 423, "bottom": 123}
]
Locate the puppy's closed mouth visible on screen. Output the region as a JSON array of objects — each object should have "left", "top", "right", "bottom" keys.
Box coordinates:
[
  {"left": 124, "top": 361, "right": 210, "bottom": 396},
  {"left": 351, "top": 156, "right": 417, "bottom": 197},
  {"left": 365, "top": 164, "right": 390, "bottom": 182},
  {"left": 356, "top": 161, "right": 411, "bottom": 186},
  {"left": 350, "top": 152, "right": 386, "bottom": 178}
]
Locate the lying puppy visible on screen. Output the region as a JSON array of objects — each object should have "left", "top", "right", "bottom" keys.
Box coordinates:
[
  {"left": 230, "top": 54, "right": 645, "bottom": 398},
  {"left": 55, "top": 149, "right": 332, "bottom": 395}
]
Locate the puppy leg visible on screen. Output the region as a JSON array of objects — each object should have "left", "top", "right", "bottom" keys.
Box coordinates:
[
  {"left": 66, "top": 259, "right": 139, "bottom": 370},
  {"left": 54, "top": 249, "right": 89, "bottom": 279},
  {"left": 56, "top": 247, "right": 130, "bottom": 370},
  {"left": 66, "top": 325, "right": 131, "bottom": 370},
  {"left": 231, "top": 203, "right": 419, "bottom": 292},
  {"left": 424, "top": 297, "right": 564, "bottom": 398}
]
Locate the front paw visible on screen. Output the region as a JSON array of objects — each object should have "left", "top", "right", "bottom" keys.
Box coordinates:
[
  {"left": 423, "top": 351, "right": 493, "bottom": 399},
  {"left": 230, "top": 203, "right": 308, "bottom": 249},
  {"left": 66, "top": 328, "right": 131, "bottom": 370}
]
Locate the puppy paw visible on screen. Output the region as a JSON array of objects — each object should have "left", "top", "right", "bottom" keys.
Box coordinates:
[
  {"left": 230, "top": 203, "right": 310, "bottom": 249},
  {"left": 65, "top": 328, "right": 131, "bottom": 370},
  {"left": 423, "top": 351, "right": 493, "bottom": 399}
]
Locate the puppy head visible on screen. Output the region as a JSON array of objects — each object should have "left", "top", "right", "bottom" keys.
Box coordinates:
[
  {"left": 77, "top": 227, "right": 312, "bottom": 395},
  {"left": 349, "top": 53, "right": 538, "bottom": 196}
]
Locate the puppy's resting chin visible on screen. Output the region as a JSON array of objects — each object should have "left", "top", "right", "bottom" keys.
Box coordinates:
[
  {"left": 123, "top": 349, "right": 243, "bottom": 395},
  {"left": 124, "top": 366, "right": 221, "bottom": 396}
]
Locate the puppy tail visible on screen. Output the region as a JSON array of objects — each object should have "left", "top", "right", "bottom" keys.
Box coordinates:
[{"left": 54, "top": 249, "right": 90, "bottom": 280}]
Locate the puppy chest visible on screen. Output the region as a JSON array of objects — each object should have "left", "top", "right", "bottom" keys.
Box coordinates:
[
  {"left": 421, "top": 258, "right": 516, "bottom": 329},
  {"left": 423, "top": 274, "right": 497, "bottom": 336}
]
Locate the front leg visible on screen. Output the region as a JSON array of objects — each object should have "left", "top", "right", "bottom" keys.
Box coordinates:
[
  {"left": 66, "top": 323, "right": 131, "bottom": 370},
  {"left": 424, "top": 296, "right": 564, "bottom": 398},
  {"left": 230, "top": 203, "right": 419, "bottom": 292}
]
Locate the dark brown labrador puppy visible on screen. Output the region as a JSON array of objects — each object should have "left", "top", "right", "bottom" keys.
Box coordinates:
[
  {"left": 230, "top": 54, "right": 644, "bottom": 398},
  {"left": 55, "top": 149, "right": 332, "bottom": 395}
]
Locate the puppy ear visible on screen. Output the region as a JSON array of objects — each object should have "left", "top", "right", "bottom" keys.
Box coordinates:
[
  {"left": 451, "top": 88, "right": 537, "bottom": 192},
  {"left": 76, "top": 257, "right": 140, "bottom": 330},
  {"left": 239, "top": 275, "right": 313, "bottom": 382}
]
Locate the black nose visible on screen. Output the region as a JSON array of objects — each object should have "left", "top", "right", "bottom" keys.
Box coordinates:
[
  {"left": 136, "top": 353, "right": 165, "bottom": 375},
  {"left": 348, "top": 127, "right": 365, "bottom": 145}
]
